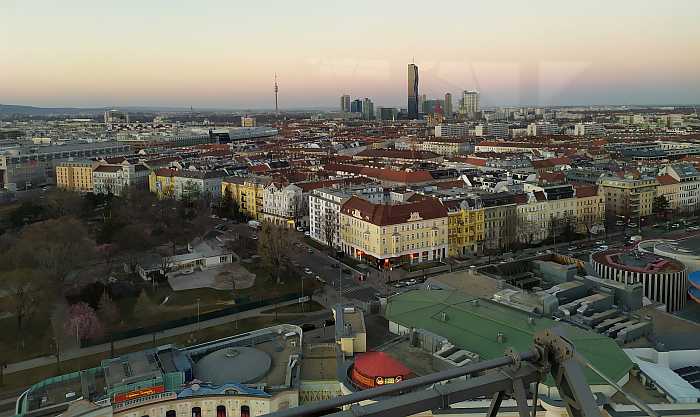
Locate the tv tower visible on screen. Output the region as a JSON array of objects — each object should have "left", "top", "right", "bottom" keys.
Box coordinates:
[{"left": 274, "top": 73, "right": 279, "bottom": 113}]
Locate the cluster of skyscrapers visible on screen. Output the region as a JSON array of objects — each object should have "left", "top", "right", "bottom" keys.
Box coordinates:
[{"left": 340, "top": 63, "right": 480, "bottom": 121}]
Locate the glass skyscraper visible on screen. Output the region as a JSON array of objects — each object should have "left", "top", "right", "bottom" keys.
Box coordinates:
[{"left": 407, "top": 63, "right": 419, "bottom": 118}]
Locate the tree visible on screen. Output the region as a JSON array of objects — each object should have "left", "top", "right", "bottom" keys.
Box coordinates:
[
  {"left": 323, "top": 211, "right": 337, "bottom": 250},
  {"left": 258, "top": 223, "right": 292, "bottom": 284},
  {"left": 7, "top": 217, "right": 95, "bottom": 285},
  {"left": 290, "top": 193, "right": 304, "bottom": 227},
  {"left": 64, "top": 302, "right": 103, "bottom": 344},
  {"left": 653, "top": 195, "right": 669, "bottom": 217},
  {"left": 132, "top": 291, "right": 153, "bottom": 318},
  {"left": 114, "top": 223, "right": 153, "bottom": 275},
  {"left": 1, "top": 269, "right": 43, "bottom": 346},
  {"left": 97, "top": 291, "right": 120, "bottom": 357},
  {"left": 97, "top": 290, "right": 119, "bottom": 326}
]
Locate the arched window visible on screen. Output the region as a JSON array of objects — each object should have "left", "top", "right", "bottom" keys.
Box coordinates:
[
  {"left": 166, "top": 411, "right": 176, "bottom": 417},
  {"left": 192, "top": 407, "right": 202, "bottom": 417},
  {"left": 216, "top": 405, "right": 227, "bottom": 417},
  {"left": 241, "top": 405, "right": 251, "bottom": 417}
]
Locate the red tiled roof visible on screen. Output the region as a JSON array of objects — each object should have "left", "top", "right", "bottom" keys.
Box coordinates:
[
  {"left": 154, "top": 168, "right": 177, "bottom": 177},
  {"left": 355, "top": 149, "right": 440, "bottom": 160},
  {"left": 657, "top": 175, "right": 679, "bottom": 186},
  {"left": 574, "top": 185, "right": 599, "bottom": 198},
  {"left": 93, "top": 165, "right": 123, "bottom": 173},
  {"left": 341, "top": 196, "right": 447, "bottom": 226}
]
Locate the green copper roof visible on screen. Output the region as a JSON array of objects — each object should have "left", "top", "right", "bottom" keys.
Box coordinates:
[{"left": 385, "top": 290, "right": 633, "bottom": 386}]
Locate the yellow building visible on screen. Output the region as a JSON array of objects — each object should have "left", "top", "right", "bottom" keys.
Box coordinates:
[
  {"left": 55, "top": 161, "right": 95, "bottom": 192},
  {"left": 444, "top": 200, "right": 485, "bottom": 256},
  {"left": 339, "top": 196, "right": 448, "bottom": 267},
  {"left": 221, "top": 176, "right": 271, "bottom": 220},
  {"left": 148, "top": 168, "right": 177, "bottom": 198},
  {"left": 598, "top": 175, "right": 657, "bottom": 220},
  {"left": 574, "top": 185, "right": 606, "bottom": 235}
]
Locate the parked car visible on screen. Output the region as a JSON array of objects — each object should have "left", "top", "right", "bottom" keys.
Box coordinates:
[
  {"left": 304, "top": 268, "right": 313, "bottom": 275},
  {"left": 405, "top": 278, "right": 418, "bottom": 286},
  {"left": 296, "top": 226, "right": 304, "bottom": 232},
  {"left": 567, "top": 246, "right": 577, "bottom": 251},
  {"left": 316, "top": 275, "right": 326, "bottom": 284},
  {"left": 597, "top": 245, "right": 609, "bottom": 250},
  {"left": 304, "top": 231, "right": 311, "bottom": 237}
]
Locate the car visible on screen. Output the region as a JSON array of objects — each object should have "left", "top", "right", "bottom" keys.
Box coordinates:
[
  {"left": 307, "top": 248, "right": 313, "bottom": 254},
  {"left": 567, "top": 246, "right": 577, "bottom": 251},
  {"left": 392, "top": 281, "right": 406, "bottom": 288},
  {"left": 536, "top": 251, "right": 545, "bottom": 256},
  {"left": 250, "top": 235, "right": 258, "bottom": 240},
  {"left": 672, "top": 223, "right": 680, "bottom": 229},
  {"left": 597, "top": 245, "right": 609, "bottom": 250},
  {"left": 304, "top": 268, "right": 313, "bottom": 275},
  {"left": 595, "top": 240, "right": 605, "bottom": 245},
  {"left": 316, "top": 275, "right": 326, "bottom": 284},
  {"left": 296, "top": 226, "right": 304, "bottom": 232},
  {"left": 405, "top": 278, "right": 418, "bottom": 285},
  {"left": 616, "top": 221, "right": 624, "bottom": 226},
  {"left": 304, "top": 231, "right": 310, "bottom": 237}
]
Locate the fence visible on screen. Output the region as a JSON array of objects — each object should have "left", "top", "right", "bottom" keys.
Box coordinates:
[{"left": 83, "top": 293, "right": 302, "bottom": 347}]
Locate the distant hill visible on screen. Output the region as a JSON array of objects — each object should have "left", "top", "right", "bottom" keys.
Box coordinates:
[{"left": 0, "top": 104, "right": 108, "bottom": 116}]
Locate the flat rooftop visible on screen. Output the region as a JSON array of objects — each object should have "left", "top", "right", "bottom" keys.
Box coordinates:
[
  {"left": 385, "top": 290, "right": 633, "bottom": 387},
  {"left": 592, "top": 249, "right": 685, "bottom": 273}
]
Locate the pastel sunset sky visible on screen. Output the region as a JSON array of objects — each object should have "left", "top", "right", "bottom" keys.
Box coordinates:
[{"left": 1, "top": 0, "right": 699, "bottom": 109}]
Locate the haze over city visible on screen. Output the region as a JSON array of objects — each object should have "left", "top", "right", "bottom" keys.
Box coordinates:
[{"left": 2, "top": 0, "right": 700, "bottom": 108}]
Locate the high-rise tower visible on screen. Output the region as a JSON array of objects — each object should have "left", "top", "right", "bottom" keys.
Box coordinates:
[
  {"left": 340, "top": 94, "right": 351, "bottom": 112},
  {"left": 444, "top": 93, "right": 453, "bottom": 118},
  {"left": 407, "top": 63, "right": 419, "bottom": 119},
  {"left": 274, "top": 73, "right": 279, "bottom": 113}
]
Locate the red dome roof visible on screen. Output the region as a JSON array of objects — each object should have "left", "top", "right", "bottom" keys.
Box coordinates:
[{"left": 353, "top": 351, "right": 411, "bottom": 378}]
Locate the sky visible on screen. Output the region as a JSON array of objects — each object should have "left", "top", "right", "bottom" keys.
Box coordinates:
[{"left": 1, "top": 0, "right": 700, "bottom": 109}]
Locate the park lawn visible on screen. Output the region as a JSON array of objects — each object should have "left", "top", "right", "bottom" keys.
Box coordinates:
[{"left": 0, "top": 316, "right": 55, "bottom": 364}]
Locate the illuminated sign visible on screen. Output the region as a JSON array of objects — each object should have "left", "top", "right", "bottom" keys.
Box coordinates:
[{"left": 114, "top": 386, "right": 165, "bottom": 403}]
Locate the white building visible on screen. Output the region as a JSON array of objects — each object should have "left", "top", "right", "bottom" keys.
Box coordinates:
[
  {"left": 574, "top": 122, "right": 606, "bottom": 137},
  {"left": 173, "top": 170, "right": 225, "bottom": 200},
  {"left": 435, "top": 123, "right": 471, "bottom": 138},
  {"left": 340, "top": 94, "right": 351, "bottom": 113},
  {"left": 527, "top": 122, "right": 560, "bottom": 136},
  {"left": 660, "top": 163, "right": 700, "bottom": 212},
  {"left": 261, "top": 182, "right": 305, "bottom": 227},
  {"left": 459, "top": 90, "right": 479, "bottom": 117},
  {"left": 308, "top": 185, "right": 384, "bottom": 248},
  {"left": 475, "top": 123, "right": 509, "bottom": 139},
  {"left": 92, "top": 162, "right": 149, "bottom": 196}
]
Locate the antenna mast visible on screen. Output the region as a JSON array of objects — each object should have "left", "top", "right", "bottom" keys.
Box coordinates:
[{"left": 274, "top": 73, "right": 279, "bottom": 114}]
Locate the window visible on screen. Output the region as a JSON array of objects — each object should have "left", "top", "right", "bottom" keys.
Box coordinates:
[
  {"left": 192, "top": 407, "right": 202, "bottom": 417},
  {"left": 216, "top": 406, "right": 227, "bottom": 417},
  {"left": 241, "top": 405, "right": 251, "bottom": 417},
  {"left": 166, "top": 411, "right": 176, "bottom": 417}
]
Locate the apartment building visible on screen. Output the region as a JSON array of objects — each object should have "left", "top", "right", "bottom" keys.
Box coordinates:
[
  {"left": 339, "top": 196, "right": 448, "bottom": 267},
  {"left": 308, "top": 185, "right": 384, "bottom": 248},
  {"left": 221, "top": 176, "right": 271, "bottom": 220},
  {"left": 93, "top": 162, "right": 149, "bottom": 196},
  {"left": 260, "top": 182, "right": 304, "bottom": 228},
  {"left": 444, "top": 197, "right": 485, "bottom": 256},
  {"left": 658, "top": 163, "right": 700, "bottom": 213},
  {"left": 598, "top": 175, "right": 658, "bottom": 220},
  {"left": 56, "top": 160, "right": 96, "bottom": 193}
]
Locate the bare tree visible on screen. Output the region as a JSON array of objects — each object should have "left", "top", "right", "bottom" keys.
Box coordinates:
[
  {"left": 258, "top": 223, "right": 292, "bottom": 284},
  {"left": 1, "top": 269, "right": 43, "bottom": 348},
  {"left": 323, "top": 210, "right": 337, "bottom": 249}
]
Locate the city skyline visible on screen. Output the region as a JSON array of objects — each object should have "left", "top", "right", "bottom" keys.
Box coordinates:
[{"left": 1, "top": 0, "right": 700, "bottom": 108}]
